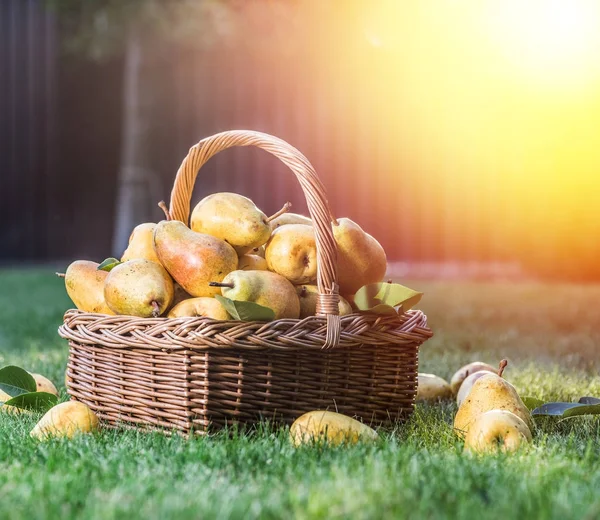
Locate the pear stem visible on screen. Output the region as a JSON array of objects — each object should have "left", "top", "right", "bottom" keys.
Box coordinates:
[
  {"left": 151, "top": 301, "right": 160, "bottom": 318},
  {"left": 55, "top": 272, "right": 66, "bottom": 278},
  {"left": 158, "top": 201, "right": 171, "bottom": 221},
  {"left": 266, "top": 202, "right": 292, "bottom": 222},
  {"left": 498, "top": 359, "right": 508, "bottom": 378},
  {"left": 209, "top": 282, "right": 234, "bottom": 288}
]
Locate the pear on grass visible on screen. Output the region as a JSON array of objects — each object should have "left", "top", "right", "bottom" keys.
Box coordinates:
[
  {"left": 154, "top": 220, "right": 238, "bottom": 298},
  {"left": 168, "top": 297, "right": 230, "bottom": 320},
  {"left": 450, "top": 361, "right": 496, "bottom": 395},
  {"left": 30, "top": 373, "right": 59, "bottom": 396},
  {"left": 457, "top": 370, "right": 493, "bottom": 407},
  {"left": 121, "top": 223, "right": 161, "bottom": 264},
  {"left": 416, "top": 373, "right": 452, "bottom": 402},
  {"left": 238, "top": 254, "right": 268, "bottom": 271},
  {"left": 0, "top": 389, "right": 28, "bottom": 415},
  {"left": 30, "top": 401, "right": 99, "bottom": 440},
  {"left": 290, "top": 411, "right": 378, "bottom": 446},
  {"left": 62, "top": 260, "right": 114, "bottom": 314},
  {"left": 454, "top": 360, "right": 533, "bottom": 438},
  {"left": 265, "top": 224, "right": 317, "bottom": 284},
  {"left": 210, "top": 270, "right": 300, "bottom": 320},
  {"left": 296, "top": 285, "right": 352, "bottom": 318},
  {"left": 464, "top": 410, "right": 532, "bottom": 454},
  {"left": 104, "top": 259, "right": 174, "bottom": 317}
]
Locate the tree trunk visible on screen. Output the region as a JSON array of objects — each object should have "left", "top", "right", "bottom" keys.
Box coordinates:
[{"left": 111, "top": 26, "right": 162, "bottom": 257}]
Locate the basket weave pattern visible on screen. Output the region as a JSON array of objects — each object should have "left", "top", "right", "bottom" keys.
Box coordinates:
[{"left": 60, "top": 130, "right": 433, "bottom": 435}]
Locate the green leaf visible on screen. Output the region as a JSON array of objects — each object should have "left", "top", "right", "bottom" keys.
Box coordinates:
[
  {"left": 579, "top": 397, "right": 600, "bottom": 405},
  {"left": 3, "top": 392, "right": 58, "bottom": 413},
  {"left": 521, "top": 396, "right": 545, "bottom": 411},
  {"left": 98, "top": 257, "right": 121, "bottom": 272},
  {"left": 532, "top": 402, "right": 600, "bottom": 417},
  {"left": 354, "top": 282, "right": 423, "bottom": 313},
  {"left": 215, "top": 295, "right": 275, "bottom": 322},
  {"left": 0, "top": 366, "right": 37, "bottom": 397}
]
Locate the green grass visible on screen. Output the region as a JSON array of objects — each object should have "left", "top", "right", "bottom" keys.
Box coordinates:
[{"left": 1, "top": 269, "right": 599, "bottom": 520}]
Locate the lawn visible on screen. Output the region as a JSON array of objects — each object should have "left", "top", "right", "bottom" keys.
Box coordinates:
[{"left": 1, "top": 268, "right": 599, "bottom": 520}]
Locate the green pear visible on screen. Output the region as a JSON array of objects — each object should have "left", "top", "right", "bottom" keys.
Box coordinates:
[
  {"left": 168, "top": 297, "right": 230, "bottom": 320},
  {"left": 63, "top": 260, "right": 114, "bottom": 314},
  {"left": 104, "top": 259, "right": 174, "bottom": 317},
  {"left": 121, "top": 223, "right": 161, "bottom": 264},
  {"left": 416, "top": 373, "right": 452, "bottom": 402},
  {"left": 190, "top": 192, "right": 271, "bottom": 254},
  {"left": 454, "top": 361, "right": 533, "bottom": 438},
  {"left": 450, "top": 361, "right": 496, "bottom": 395},
  {"left": 238, "top": 254, "right": 268, "bottom": 271},
  {"left": 464, "top": 410, "right": 532, "bottom": 454},
  {"left": 296, "top": 285, "right": 352, "bottom": 318},
  {"left": 332, "top": 218, "right": 387, "bottom": 296},
  {"left": 212, "top": 270, "right": 300, "bottom": 320},
  {"left": 154, "top": 220, "right": 238, "bottom": 297},
  {"left": 265, "top": 224, "right": 317, "bottom": 284},
  {"left": 270, "top": 212, "right": 311, "bottom": 231}
]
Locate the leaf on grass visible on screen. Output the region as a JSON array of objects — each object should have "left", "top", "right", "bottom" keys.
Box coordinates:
[
  {"left": 3, "top": 392, "right": 58, "bottom": 412},
  {"left": 97, "top": 258, "right": 121, "bottom": 272},
  {"left": 521, "top": 396, "right": 545, "bottom": 411},
  {"left": 578, "top": 396, "right": 600, "bottom": 405},
  {"left": 215, "top": 295, "right": 275, "bottom": 322},
  {"left": 532, "top": 401, "right": 600, "bottom": 417},
  {"left": 0, "top": 366, "right": 37, "bottom": 397},
  {"left": 354, "top": 283, "right": 423, "bottom": 313}
]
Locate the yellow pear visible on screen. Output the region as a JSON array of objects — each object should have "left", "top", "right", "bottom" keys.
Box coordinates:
[
  {"left": 295, "top": 285, "right": 353, "bottom": 318},
  {"left": 238, "top": 254, "right": 268, "bottom": 271},
  {"left": 63, "top": 260, "right": 114, "bottom": 314},
  {"left": 121, "top": 223, "right": 161, "bottom": 264},
  {"left": 190, "top": 192, "right": 271, "bottom": 254},
  {"left": 212, "top": 270, "right": 300, "bottom": 320},
  {"left": 167, "top": 297, "right": 230, "bottom": 320},
  {"left": 290, "top": 410, "right": 378, "bottom": 446},
  {"left": 450, "top": 362, "right": 496, "bottom": 395},
  {"left": 332, "top": 218, "right": 387, "bottom": 296},
  {"left": 251, "top": 245, "right": 265, "bottom": 258},
  {"left": 30, "top": 401, "right": 99, "bottom": 440},
  {"left": 454, "top": 361, "right": 533, "bottom": 438},
  {"left": 30, "top": 373, "right": 59, "bottom": 396},
  {"left": 416, "top": 373, "right": 452, "bottom": 402},
  {"left": 265, "top": 224, "right": 317, "bottom": 284},
  {"left": 464, "top": 410, "right": 532, "bottom": 454},
  {"left": 104, "top": 259, "right": 174, "bottom": 317},
  {"left": 154, "top": 220, "right": 238, "bottom": 297},
  {"left": 270, "top": 212, "right": 311, "bottom": 230},
  {"left": 457, "top": 370, "right": 493, "bottom": 407},
  {"left": 0, "top": 389, "right": 28, "bottom": 415}
]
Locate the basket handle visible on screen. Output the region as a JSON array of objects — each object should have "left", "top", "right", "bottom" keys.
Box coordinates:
[{"left": 167, "top": 130, "right": 341, "bottom": 348}]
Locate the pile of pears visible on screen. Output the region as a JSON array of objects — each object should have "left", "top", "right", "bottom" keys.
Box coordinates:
[{"left": 62, "top": 192, "right": 388, "bottom": 321}]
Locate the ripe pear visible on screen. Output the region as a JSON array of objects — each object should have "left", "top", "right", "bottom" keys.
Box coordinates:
[
  {"left": 416, "top": 373, "right": 452, "bottom": 402},
  {"left": 457, "top": 370, "right": 493, "bottom": 407},
  {"left": 238, "top": 254, "right": 268, "bottom": 271},
  {"left": 154, "top": 220, "right": 237, "bottom": 297},
  {"left": 270, "top": 212, "right": 311, "bottom": 230},
  {"left": 212, "top": 270, "right": 300, "bottom": 320},
  {"left": 0, "top": 389, "right": 28, "bottom": 415},
  {"left": 121, "top": 223, "right": 161, "bottom": 264},
  {"left": 30, "top": 401, "right": 99, "bottom": 440},
  {"left": 332, "top": 218, "right": 387, "bottom": 296},
  {"left": 290, "top": 410, "right": 378, "bottom": 446},
  {"left": 450, "top": 362, "right": 496, "bottom": 395},
  {"left": 63, "top": 260, "right": 114, "bottom": 314},
  {"left": 265, "top": 224, "right": 317, "bottom": 284},
  {"left": 464, "top": 410, "right": 532, "bottom": 454},
  {"left": 190, "top": 192, "right": 271, "bottom": 254},
  {"left": 454, "top": 361, "right": 533, "bottom": 438},
  {"left": 30, "top": 373, "right": 59, "bottom": 397},
  {"left": 251, "top": 245, "right": 265, "bottom": 258},
  {"left": 296, "top": 285, "right": 353, "bottom": 318},
  {"left": 168, "top": 297, "right": 230, "bottom": 320},
  {"left": 104, "top": 259, "right": 174, "bottom": 317}
]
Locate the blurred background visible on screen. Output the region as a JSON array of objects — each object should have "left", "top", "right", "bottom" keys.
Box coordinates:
[{"left": 2, "top": 0, "right": 599, "bottom": 281}]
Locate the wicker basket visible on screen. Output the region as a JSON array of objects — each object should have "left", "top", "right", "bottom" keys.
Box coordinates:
[{"left": 59, "top": 130, "right": 433, "bottom": 436}]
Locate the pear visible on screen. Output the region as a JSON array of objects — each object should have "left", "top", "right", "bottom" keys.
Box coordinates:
[
  {"left": 0, "top": 389, "right": 28, "bottom": 415},
  {"left": 296, "top": 285, "right": 353, "bottom": 318},
  {"left": 154, "top": 220, "right": 238, "bottom": 297},
  {"left": 454, "top": 361, "right": 533, "bottom": 438},
  {"left": 464, "top": 410, "right": 532, "bottom": 454},
  {"left": 30, "top": 401, "right": 99, "bottom": 440},
  {"left": 332, "top": 218, "right": 387, "bottom": 296},
  {"left": 63, "top": 260, "right": 114, "bottom": 314},
  {"left": 121, "top": 223, "right": 161, "bottom": 264},
  {"left": 251, "top": 245, "right": 265, "bottom": 258},
  {"left": 270, "top": 212, "right": 311, "bottom": 230},
  {"left": 104, "top": 259, "right": 174, "bottom": 317},
  {"left": 290, "top": 410, "right": 378, "bottom": 446},
  {"left": 416, "top": 373, "right": 452, "bottom": 402},
  {"left": 238, "top": 254, "right": 268, "bottom": 271},
  {"left": 457, "top": 370, "right": 493, "bottom": 407},
  {"left": 450, "top": 361, "right": 496, "bottom": 395},
  {"left": 211, "top": 270, "right": 300, "bottom": 320},
  {"left": 168, "top": 297, "right": 230, "bottom": 320},
  {"left": 265, "top": 224, "right": 317, "bottom": 284},
  {"left": 190, "top": 192, "right": 271, "bottom": 254},
  {"left": 30, "top": 373, "right": 59, "bottom": 397}
]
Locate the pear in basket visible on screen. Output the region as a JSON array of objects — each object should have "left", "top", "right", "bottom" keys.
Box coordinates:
[
  {"left": 270, "top": 212, "right": 311, "bottom": 231},
  {"left": 333, "top": 218, "right": 387, "bottom": 297},
  {"left": 62, "top": 260, "right": 114, "bottom": 314},
  {"left": 154, "top": 220, "right": 238, "bottom": 297},
  {"left": 238, "top": 254, "right": 268, "bottom": 271},
  {"left": 121, "top": 223, "right": 161, "bottom": 264},
  {"left": 296, "top": 285, "right": 353, "bottom": 318},
  {"left": 168, "top": 297, "right": 230, "bottom": 320},
  {"left": 265, "top": 224, "right": 317, "bottom": 284},
  {"left": 191, "top": 192, "right": 271, "bottom": 255}
]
